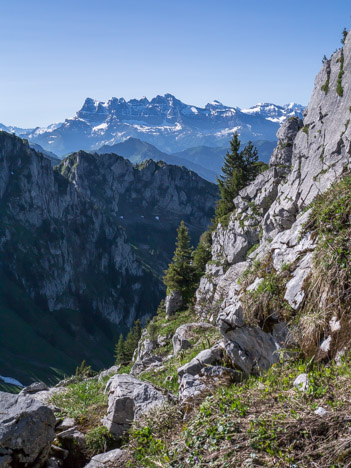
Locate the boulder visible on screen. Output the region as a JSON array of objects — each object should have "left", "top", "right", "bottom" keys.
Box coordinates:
[
  {"left": 177, "top": 345, "right": 223, "bottom": 378},
  {"left": 50, "top": 444, "right": 69, "bottom": 461},
  {"left": 130, "top": 354, "right": 163, "bottom": 376},
  {"left": 284, "top": 252, "right": 313, "bottom": 310},
  {"left": 314, "top": 407, "right": 328, "bottom": 417},
  {"left": 102, "top": 374, "right": 168, "bottom": 437},
  {"left": 200, "top": 366, "right": 242, "bottom": 381},
  {"left": 0, "top": 391, "right": 56, "bottom": 467},
  {"left": 179, "top": 366, "right": 242, "bottom": 402},
  {"left": 84, "top": 448, "right": 128, "bottom": 467},
  {"left": 172, "top": 322, "right": 214, "bottom": 355},
  {"left": 165, "top": 290, "right": 183, "bottom": 317},
  {"left": 222, "top": 325, "right": 285, "bottom": 376},
  {"left": 56, "top": 427, "right": 87, "bottom": 467},
  {"left": 178, "top": 374, "right": 208, "bottom": 402},
  {"left": 97, "top": 366, "right": 120, "bottom": 382},
  {"left": 56, "top": 417, "right": 76, "bottom": 431},
  {"left": 293, "top": 373, "right": 310, "bottom": 392},
  {"left": 20, "top": 381, "right": 49, "bottom": 395}
]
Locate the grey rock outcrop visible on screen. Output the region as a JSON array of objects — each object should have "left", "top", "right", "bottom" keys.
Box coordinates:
[
  {"left": 178, "top": 373, "right": 208, "bottom": 401},
  {"left": 177, "top": 345, "right": 224, "bottom": 378},
  {"left": 130, "top": 330, "right": 164, "bottom": 375},
  {"left": 195, "top": 31, "right": 351, "bottom": 374},
  {"left": 84, "top": 449, "right": 128, "bottom": 468},
  {"left": 0, "top": 391, "right": 56, "bottom": 467},
  {"left": 270, "top": 116, "right": 303, "bottom": 167},
  {"left": 97, "top": 366, "right": 120, "bottom": 382},
  {"left": 56, "top": 427, "right": 87, "bottom": 467},
  {"left": 165, "top": 290, "right": 183, "bottom": 317},
  {"left": 293, "top": 373, "right": 310, "bottom": 392},
  {"left": 172, "top": 322, "right": 214, "bottom": 354},
  {"left": 102, "top": 374, "right": 168, "bottom": 437},
  {"left": 56, "top": 417, "right": 76, "bottom": 431},
  {"left": 20, "top": 381, "right": 49, "bottom": 395}
]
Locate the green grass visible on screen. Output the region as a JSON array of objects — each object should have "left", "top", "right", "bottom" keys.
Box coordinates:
[
  {"left": 50, "top": 377, "right": 108, "bottom": 419},
  {"left": 321, "top": 75, "right": 330, "bottom": 94},
  {"left": 301, "top": 125, "right": 309, "bottom": 136},
  {"left": 298, "top": 174, "right": 351, "bottom": 355},
  {"left": 336, "top": 52, "right": 345, "bottom": 97},
  {"left": 127, "top": 355, "right": 351, "bottom": 467}
]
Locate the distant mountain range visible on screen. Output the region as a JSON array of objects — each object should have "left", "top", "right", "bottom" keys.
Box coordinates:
[
  {"left": 96, "top": 137, "right": 277, "bottom": 183},
  {"left": 0, "top": 95, "right": 304, "bottom": 157}
]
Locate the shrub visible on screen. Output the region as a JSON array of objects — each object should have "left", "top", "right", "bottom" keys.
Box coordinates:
[{"left": 85, "top": 426, "right": 114, "bottom": 456}]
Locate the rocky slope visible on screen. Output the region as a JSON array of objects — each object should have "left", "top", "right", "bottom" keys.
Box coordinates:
[
  {"left": 0, "top": 133, "right": 217, "bottom": 385},
  {"left": 1, "top": 30, "right": 351, "bottom": 468},
  {"left": 19, "top": 95, "right": 303, "bottom": 155},
  {"left": 112, "top": 29, "right": 351, "bottom": 465},
  {"left": 195, "top": 30, "right": 351, "bottom": 368}
]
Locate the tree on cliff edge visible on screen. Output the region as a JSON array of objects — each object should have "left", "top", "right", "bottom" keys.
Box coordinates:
[
  {"left": 214, "top": 133, "right": 260, "bottom": 222},
  {"left": 164, "top": 220, "right": 194, "bottom": 301}
]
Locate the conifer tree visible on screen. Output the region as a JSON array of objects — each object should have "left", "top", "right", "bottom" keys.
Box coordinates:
[
  {"left": 164, "top": 220, "right": 194, "bottom": 301},
  {"left": 214, "top": 133, "right": 259, "bottom": 222},
  {"left": 114, "top": 334, "right": 126, "bottom": 365},
  {"left": 193, "top": 230, "right": 212, "bottom": 282},
  {"left": 117, "top": 320, "right": 143, "bottom": 364}
]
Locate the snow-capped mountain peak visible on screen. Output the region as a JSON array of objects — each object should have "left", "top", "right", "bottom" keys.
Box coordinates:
[{"left": 2, "top": 94, "right": 305, "bottom": 156}]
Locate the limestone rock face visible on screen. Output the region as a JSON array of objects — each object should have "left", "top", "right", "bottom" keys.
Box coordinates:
[
  {"left": 177, "top": 345, "right": 224, "bottom": 377},
  {"left": 165, "top": 290, "right": 183, "bottom": 317},
  {"left": 20, "top": 382, "right": 49, "bottom": 395},
  {"left": 84, "top": 448, "right": 128, "bottom": 468},
  {"left": 172, "top": 322, "right": 214, "bottom": 355},
  {"left": 195, "top": 31, "right": 351, "bottom": 373},
  {"left": 0, "top": 392, "right": 56, "bottom": 467},
  {"left": 270, "top": 117, "right": 303, "bottom": 167},
  {"left": 0, "top": 131, "right": 216, "bottom": 383},
  {"left": 102, "top": 374, "right": 168, "bottom": 437}
]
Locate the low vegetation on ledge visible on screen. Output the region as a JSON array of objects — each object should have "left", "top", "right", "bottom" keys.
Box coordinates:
[{"left": 128, "top": 354, "right": 351, "bottom": 467}]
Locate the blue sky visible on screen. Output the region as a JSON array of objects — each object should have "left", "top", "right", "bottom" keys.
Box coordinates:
[{"left": 0, "top": 0, "right": 350, "bottom": 127}]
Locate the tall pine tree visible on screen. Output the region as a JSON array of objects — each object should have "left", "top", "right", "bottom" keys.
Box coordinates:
[
  {"left": 164, "top": 220, "right": 194, "bottom": 301},
  {"left": 214, "top": 133, "right": 259, "bottom": 222}
]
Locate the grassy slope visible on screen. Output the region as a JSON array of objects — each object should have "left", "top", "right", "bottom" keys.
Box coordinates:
[
  {"left": 125, "top": 173, "right": 351, "bottom": 466},
  {"left": 128, "top": 356, "right": 351, "bottom": 467}
]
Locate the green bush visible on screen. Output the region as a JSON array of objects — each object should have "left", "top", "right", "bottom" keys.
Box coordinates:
[{"left": 85, "top": 426, "right": 114, "bottom": 456}]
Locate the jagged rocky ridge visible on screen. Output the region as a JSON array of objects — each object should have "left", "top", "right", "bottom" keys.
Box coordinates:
[
  {"left": 20, "top": 96, "right": 303, "bottom": 155},
  {"left": 1, "top": 32, "right": 351, "bottom": 468},
  {"left": 194, "top": 32, "right": 351, "bottom": 373},
  {"left": 0, "top": 134, "right": 217, "bottom": 385}
]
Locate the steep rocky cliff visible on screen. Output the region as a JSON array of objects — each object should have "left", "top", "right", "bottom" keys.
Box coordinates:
[
  {"left": 195, "top": 31, "right": 351, "bottom": 372},
  {"left": 3, "top": 31, "right": 351, "bottom": 468},
  {"left": 0, "top": 133, "right": 217, "bottom": 385}
]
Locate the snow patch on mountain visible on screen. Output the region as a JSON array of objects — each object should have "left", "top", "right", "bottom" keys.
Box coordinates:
[{"left": 1, "top": 95, "right": 305, "bottom": 156}]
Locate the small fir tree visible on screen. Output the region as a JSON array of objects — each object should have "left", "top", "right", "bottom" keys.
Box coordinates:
[
  {"left": 114, "top": 320, "right": 143, "bottom": 365},
  {"left": 341, "top": 27, "right": 348, "bottom": 45},
  {"left": 75, "top": 359, "right": 94, "bottom": 378},
  {"left": 193, "top": 230, "right": 212, "bottom": 282},
  {"left": 114, "top": 334, "right": 127, "bottom": 365},
  {"left": 214, "top": 133, "right": 259, "bottom": 223},
  {"left": 164, "top": 220, "right": 194, "bottom": 301},
  {"left": 123, "top": 320, "right": 143, "bottom": 362}
]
